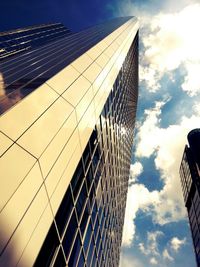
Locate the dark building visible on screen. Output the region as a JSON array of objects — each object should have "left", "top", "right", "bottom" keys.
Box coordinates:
[
  {"left": 180, "top": 129, "right": 200, "bottom": 267},
  {"left": 0, "top": 17, "right": 139, "bottom": 267}
]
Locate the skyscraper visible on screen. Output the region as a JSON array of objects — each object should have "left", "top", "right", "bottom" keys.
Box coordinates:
[
  {"left": 0, "top": 17, "right": 139, "bottom": 267},
  {"left": 180, "top": 129, "right": 200, "bottom": 267}
]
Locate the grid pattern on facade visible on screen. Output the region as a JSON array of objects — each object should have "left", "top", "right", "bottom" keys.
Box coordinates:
[
  {"left": 188, "top": 190, "right": 200, "bottom": 264},
  {"left": 180, "top": 147, "right": 200, "bottom": 266},
  {"left": 0, "top": 17, "right": 139, "bottom": 267},
  {"left": 0, "top": 17, "right": 133, "bottom": 115},
  {"left": 0, "top": 23, "right": 71, "bottom": 60},
  {"left": 34, "top": 32, "right": 138, "bottom": 267},
  {"left": 180, "top": 147, "right": 193, "bottom": 203}
]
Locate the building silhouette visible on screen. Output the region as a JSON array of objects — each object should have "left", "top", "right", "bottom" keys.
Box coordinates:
[
  {"left": 0, "top": 17, "right": 139, "bottom": 266},
  {"left": 180, "top": 129, "right": 200, "bottom": 267}
]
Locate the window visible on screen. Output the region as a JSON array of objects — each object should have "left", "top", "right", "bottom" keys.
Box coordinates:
[
  {"left": 53, "top": 247, "right": 66, "bottom": 267},
  {"left": 83, "top": 220, "right": 93, "bottom": 255},
  {"left": 55, "top": 186, "right": 73, "bottom": 235},
  {"left": 68, "top": 232, "right": 81, "bottom": 267},
  {"left": 80, "top": 202, "right": 90, "bottom": 238},
  {"left": 77, "top": 250, "right": 85, "bottom": 267},
  {"left": 71, "top": 161, "right": 84, "bottom": 201},
  {"left": 85, "top": 165, "right": 94, "bottom": 192},
  {"left": 34, "top": 223, "right": 59, "bottom": 267},
  {"left": 62, "top": 211, "right": 78, "bottom": 259},
  {"left": 75, "top": 181, "right": 88, "bottom": 220}
]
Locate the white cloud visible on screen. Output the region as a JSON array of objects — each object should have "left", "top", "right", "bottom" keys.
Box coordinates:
[
  {"left": 139, "top": 3, "right": 200, "bottom": 95},
  {"left": 122, "top": 99, "right": 200, "bottom": 249},
  {"left": 116, "top": 0, "right": 199, "bottom": 17},
  {"left": 120, "top": 252, "right": 144, "bottom": 267},
  {"left": 139, "top": 231, "right": 164, "bottom": 256},
  {"left": 130, "top": 161, "right": 143, "bottom": 182},
  {"left": 136, "top": 99, "right": 169, "bottom": 158},
  {"left": 138, "top": 243, "right": 146, "bottom": 255},
  {"left": 135, "top": 100, "right": 200, "bottom": 225},
  {"left": 150, "top": 257, "right": 158, "bottom": 265},
  {"left": 139, "top": 65, "right": 161, "bottom": 93},
  {"left": 170, "top": 237, "right": 186, "bottom": 252},
  {"left": 163, "top": 249, "right": 174, "bottom": 261},
  {"left": 182, "top": 62, "right": 200, "bottom": 96},
  {"left": 122, "top": 184, "right": 159, "bottom": 247}
]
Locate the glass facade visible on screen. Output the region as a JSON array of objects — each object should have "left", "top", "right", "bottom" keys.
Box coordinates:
[
  {"left": 180, "top": 131, "right": 200, "bottom": 267},
  {"left": 0, "top": 17, "right": 133, "bottom": 115},
  {"left": 0, "top": 17, "right": 139, "bottom": 267},
  {"left": 0, "top": 23, "right": 71, "bottom": 60},
  {"left": 34, "top": 32, "right": 138, "bottom": 267}
]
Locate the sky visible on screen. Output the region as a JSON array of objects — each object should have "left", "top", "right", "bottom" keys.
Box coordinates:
[
  {"left": 118, "top": 1, "right": 200, "bottom": 266},
  {"left": 0, "top": 0, "right": 200, "bottom": 266}
]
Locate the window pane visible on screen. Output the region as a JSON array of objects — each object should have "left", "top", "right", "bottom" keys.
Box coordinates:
[
  {"left": 68, "top": 232, "right": 81, "bottom": 267},
  {"left": 62, "top": 211, "right": 78, "bottom": 259},
  {"left": 34, "top": 223, "right": 59, "bottom": 267},
  {"left": 55, "top": 186, "right": 73, "bottom": 235}
]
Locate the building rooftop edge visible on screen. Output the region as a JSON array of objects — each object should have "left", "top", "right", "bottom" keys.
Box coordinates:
[{"left": 187, "top": 128, "right": 200, "bottom": 140}]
